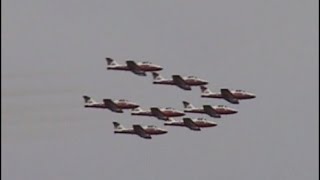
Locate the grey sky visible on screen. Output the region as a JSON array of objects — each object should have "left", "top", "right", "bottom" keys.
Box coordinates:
[{"left": 2, "top": 0, "right": 318, "bottom": 180}]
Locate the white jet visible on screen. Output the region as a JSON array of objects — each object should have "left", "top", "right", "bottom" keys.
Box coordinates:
[
  {"left": 200, "top": 86, "right": 256, "bottom": 104},
  {"left": 83, "top": 96, "right": 140, "bottom": 113},
  {"left": 106, "top": 57, "right": 163, "bottom": 76},
  {"left": 182, "top": 101, "right": 238, "bottom": 118},
  {"left": 164, "top": 117, "right": 217, "bottom": 131},
  {"left": 113, "top": 122, "right": 168, "bottom": 139},
  {"left": 131, "top": 107, "right": 185, "bottom": 120},
  {"left": 152, "top": 72, "right": 208, "bottom": 90}
]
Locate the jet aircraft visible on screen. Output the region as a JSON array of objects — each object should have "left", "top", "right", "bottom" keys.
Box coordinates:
[
  {"left": 106, "top": 58, "right": 163, "bottom": 76},
  {"left": 83, "top": 96, "right": 139, "bottom": 113},
  {"left": 131, "top": 107, "right": 185, "bottom": 120},
  {"left": 152, "top": 72, "right": 208, "bottom": 90},
  {"left": 200, "top": 86, "right": 256, "bottom": 104},
  {"left": 113, "top": 122, "right": 168, "bottom": 139},
  {"left": 182, "top": 101, "right": 237, "bottom": 118},
  {"left": 164, "top": 117, "right": 217, "bottom": 131}
]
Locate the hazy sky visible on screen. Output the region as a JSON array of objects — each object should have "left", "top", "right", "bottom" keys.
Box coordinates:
[{"left": 2, "top": 0, "right": 319, "bottom": 180}]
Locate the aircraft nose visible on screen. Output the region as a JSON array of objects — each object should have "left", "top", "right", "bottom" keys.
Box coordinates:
[
  {"left": 210, "top": 122, "right": 218, "bottom": 126},
  {"left": 250, "top": 93, "right": 256, "bottom": 98},
  {"left": 162, "top": 129, "right": 168, "bottom": 134},
  {"left": 231, "top": 108, "right": 238, "bottom": 114}
]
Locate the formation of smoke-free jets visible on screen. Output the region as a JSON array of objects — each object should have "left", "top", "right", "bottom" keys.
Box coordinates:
[{"left": 83, "top": 58, "right": 256, "bottom": 139}]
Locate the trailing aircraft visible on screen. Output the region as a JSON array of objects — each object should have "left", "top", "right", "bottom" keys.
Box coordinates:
[
  {"left": 164, "top": 117, "right": 217, "bottom": 131},
  {"left": 113, "top": 122, "right": 167, "bottom": 139},
  {"left": 131, "top": 107, "right": 185, "bottom": 120},
  {"left": 152, "top": 72, "right": 208, "bottom": 90},
  {"left": 200, "top": 86, "right": 256, "bottom": 104},
  {"left": 182, "top": 101, "right": 238, "bottom": 118}
]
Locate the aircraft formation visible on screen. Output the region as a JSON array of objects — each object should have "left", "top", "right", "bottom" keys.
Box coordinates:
[{"left": 83, "top": 58, "right": 256, "bottom": 139}]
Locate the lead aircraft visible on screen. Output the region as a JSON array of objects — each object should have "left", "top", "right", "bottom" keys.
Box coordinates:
[
  {"left": 83, "top": 96, "right": 139, "bottom": 113},
  {"left": 164, "top": 117, "right": 217, "bottom": 131},
  {"left": 106, "top": 58, "right": 163, "bottom": 76},
  {"left": 113, "top": 122, "right": 168, "bottom": 139}
]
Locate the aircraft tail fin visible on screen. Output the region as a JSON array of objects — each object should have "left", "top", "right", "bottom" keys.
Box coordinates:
[
  {"left": 200, "top": 86, "right": 212, "bottom": 94},
  {"left": 113, "top": 122, "right": 124, "bottom": 130},
  {"left": 105, "top": 57, "right": 119, "bottom": 66},
  {"left": 182, "top": 101, "right": 195, "bottom": 110},
  {"left": 152, "top": 72, "right": 164, "bottom": 81},
  {"left": 83, "top": 95, "right": 96, "bottom": 104}
]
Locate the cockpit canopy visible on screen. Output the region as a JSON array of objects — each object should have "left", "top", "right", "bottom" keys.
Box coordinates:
[
  {"left": 235, "top": 89, "right": 245, "bottom": 92},
  {"left": 118, "top": 99, "right": 129, "bottom": 102},
  {"left": 187, "top": 76, "right": 198, "bottom": 79},
  {"left": 217, "top": 105, "right": 227, "bottom": 108},
  {"left": 197, "top": 117, "right": 206, "bottom": 121},
  {"left": 141, "top": 61, "right": 152, "bottom": 65},
  {"left": 146, "top": 125, "right": 157, "bottom": 128},
  {"left": 165, "top": 107, "right": 175, "bottom": 110}
]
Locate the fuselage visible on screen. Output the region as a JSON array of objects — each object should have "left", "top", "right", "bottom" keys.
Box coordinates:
[
  {"left": 84, "top": 103, "right": 107, "bottom": 109},
  {"left": 202, "top": 91, "right": 256, "bottom": 100},
  {"left": 84, "top": 100, "right": 139, "bottom": 109},
  {"left": 107, "top": 65, "right": 130, "bottom": 71},
  {"left": 153, "top": 80, "right": 175, "bottom": 85},
  {"left": 107, "top": 63, "right": 163, "bottom": 72},
  {"left": 160, "top": 109, "right": 185, "bottom": 117},
  {"left": 154, "top": 77, "right": 208, "bottom": 86},
  {"left": 131, "top": 108, "right": 185, "bottom": 117},
  {"left": 131, "top": 111, "right": 153, "bottom": 116},
  {"left": 137, "top": 63, "right": 163, "bottom": 71},
  {"left": 230, "top": 91, "right": 256, "bottom": 99},
  {"left": 114, "top": 100, "right": 140, "bottom": 109},
  {"left": 183, "top": 78, "right": 208, "bottom": 86},
  {"left": 143, "top": 126, "right": 168, "bottom": 134},
  {"left": 114, "top": 127, "right": 168, "bottom": 135},
  {"left": 164, "top": 119, "right": 217, "bottom": 128},
  {"left": 184, "top": 106, "right": 238, "bottom": 115}
]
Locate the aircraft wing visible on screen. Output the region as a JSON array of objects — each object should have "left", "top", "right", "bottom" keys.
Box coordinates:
[
  {"left": 150, "top": 107, "right": 168, "bottom": 120},
  {"left": 126, "top": 61, "right": 146, "bottom": 76},
  {"left": 203, "top": 105, "right": 221, "bottom": 118},
  {"left": 103, "top": 99, "right": 123, "bottom": 113},
  {"left": 183, "top": 118, "right": 201, "bottom": 131},
  {"left": 172, "top": 75, "right": 192, "bottom": 90},
  {"left": 133, "top": 125, "right": 152, "bottom": 139},
  {"left": 221, "top": 89, "right": 239, "bottom": 104}
]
